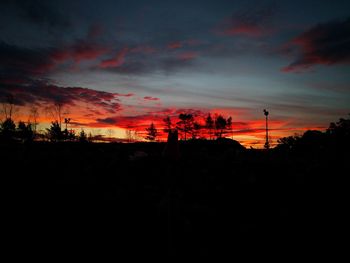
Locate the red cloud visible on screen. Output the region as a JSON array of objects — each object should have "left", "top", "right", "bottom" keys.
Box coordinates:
[
  {"left": 51, "top": 41, "right": 108, "bottom": 65},
  {"left": 217, "top": 5, "right": 275, "bottom": 38},
  {"left": 99, "top": 48, "right": 128, "bottom": 68},
  {"left": 223, "top": 24, "right": 263, "bottom": 37},
  {"left": 177, "top": 51, "right": 198, "bottom": 61},
  {"left": 167, "top": 41, "right": 182, "bottom": 49},
  {"left": 282, "top": 17, "right": 350, "bottom": 72},
  {"left": 115, "top": 93, "right": 134, "bottom": 97},
  {"left": 130, "top": 45, "right": 156, "bottom": 54},
  {"left": 143, "top": 96, "right": 160, "bottom": 101}
]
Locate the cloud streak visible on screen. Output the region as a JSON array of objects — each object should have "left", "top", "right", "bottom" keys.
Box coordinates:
[
  {"left": 143, "top": 96, "right": 160, "bottom": 101},
  {"left": 282, "top": 17, "right": 350, "bottom": 72},
  {"left": 99, "top": 47, "right": 128, "bottom": 68},
  {"left": 217, "top": 4, "right": 276, "bottom": 37}
]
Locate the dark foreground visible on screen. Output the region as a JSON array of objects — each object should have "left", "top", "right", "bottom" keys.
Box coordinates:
[{"left": 2, "top": 141, "right": 348, "bottom": 258}]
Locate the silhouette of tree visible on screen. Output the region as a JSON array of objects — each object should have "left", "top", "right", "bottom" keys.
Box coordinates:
[
  {"left": 145, "top": 122, "right": 158, "bottom": 141},
  {"left": 177, "top": 113, "right": 194, "bottom": 141},
  {"left": 327, "top": 115, "right": 350, "bottom": 138},
  {"left": 1, "top": 94, "right": 17, "bottom": 120},
  {"left": 192, "top": 121, "right": 201, "bottom": 139},
  {"left": 205, "top": 113, "right": 214, "bottom": 140},
  {"left": 0, "top": 118, "right": 16, "bottom": 141},
  {"left": 277, "top": 134, "right": 301, "bottom": 150},
  {"left": 29, "top": 106, "right": 39, "bottom": 135},
  {"left": 66, "top": 130, "right": 76, "bottom": 141},
  {"left": 163, "top": 116, "right": 172, "bottom": 133},
  {"left": 215, "top": 115, "right": 227, "bottom": 139},
  {"left": 46, "top": 121, "right": 64, "bottom": 142},
  {"left": 45, "top": 102, "right": 66, "bottom": 128},
  {"left": 326, "top": 114, "right": 350, "bottom": 149},
  {"left": 88, "top": 132, "right": 94, "bottom": 143},
  {"left": 17, "top": 121, "right": 34, "bottom": 143},
  {"left": 227, "top": 116, "right": 233, "bottom": 139},
  {"left": 79, "top": 129, "right": 88, "bottom": 143},
  {"left": 107, "top": 128, "right": 114, "bottom": 140},
  {"left": 125, "top": 126, "right": 138, "bottom": 142}
]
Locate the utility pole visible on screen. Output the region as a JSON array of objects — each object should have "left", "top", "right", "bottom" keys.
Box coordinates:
[
  {"left": 263, "top": 109, "right": 269, "bottom": 149},
  {"left": 64, "top": 118, "right": 71, "bottom": 131}
]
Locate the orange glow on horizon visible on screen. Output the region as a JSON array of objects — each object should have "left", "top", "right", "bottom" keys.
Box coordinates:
[{"left": 4, "top": 104, "right": 327, "bottom": 148}]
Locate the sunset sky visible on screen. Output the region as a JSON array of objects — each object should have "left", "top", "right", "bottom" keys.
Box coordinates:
[{"left": 0, "top": 0, "right": 349, "bottom": 147}]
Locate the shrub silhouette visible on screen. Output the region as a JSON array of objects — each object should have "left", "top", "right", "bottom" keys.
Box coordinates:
[
  {"left": 0, "top": 118, "right": 16, "bottom": 142},
  {"left": 17, "top": 121, "right": 34, "bottom": 143},
  {"left": 145, "top": 123, "right": 158, "bottom": 141},
  {"left": 46, "top": 121, "right": 64, "bottom": 142}
]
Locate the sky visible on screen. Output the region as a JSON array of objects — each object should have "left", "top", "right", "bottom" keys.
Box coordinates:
[{"left": 0, "top": 0, "right": 349, "bottom": 147}]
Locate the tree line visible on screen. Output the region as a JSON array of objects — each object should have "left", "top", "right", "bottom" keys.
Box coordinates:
[
  {"left": 276, "top": 115, "right": 350, "bottom": 152},
  {"left": 0, "top": 117, "right": 91, "bottom": 143},
  {"left": 145, "top": 113, "right": 233, "bottom": 141}
]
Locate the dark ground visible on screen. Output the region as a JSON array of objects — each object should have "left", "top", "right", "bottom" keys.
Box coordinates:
[{"left": 2, "top": 140, "right": 348, "bottom": 258}]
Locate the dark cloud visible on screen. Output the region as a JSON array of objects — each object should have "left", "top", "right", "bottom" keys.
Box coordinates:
[
  {"left": 98, "top": 47, "right": 198, "bottom": 75},
  {"left": 1, "top": 0, "right": 71, "bottom": 28},
  {"left": 0, "top": 41, "right": 55, "bottom": 76},
  {"left": 161, "top": 55, "right": 197, "bottom": 73},
  {"left": 0, "top": 38, "right": 109, "bottom": 80},
  {"left": 282, "top": 17, "right": 350, "bottom": 72},
  {"left": 0, "top": 80, "right": 121, "bottom": 113},
  {"left": 218, "top": 3, "right": 277, "bottom": 37},
  {"left": 51, "top": 40, "right": 108, "bottom": 64}
]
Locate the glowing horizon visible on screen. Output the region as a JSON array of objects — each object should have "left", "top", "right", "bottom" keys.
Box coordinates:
[{"left": 0, "top": 1, "right": 349, "bottom": 147}]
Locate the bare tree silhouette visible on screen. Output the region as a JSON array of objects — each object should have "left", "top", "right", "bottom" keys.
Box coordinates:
[
  {"left": 1, "top": 94, "right": 18, "bottom": 121},
  {"left": 29, "top": 106, "right": 39, "bottom": 135}
]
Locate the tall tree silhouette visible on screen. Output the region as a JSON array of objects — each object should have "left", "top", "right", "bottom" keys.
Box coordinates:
[
  {"left": 227, "top": 116, "right": 233, "bottom": 139},
  {"left": 163, "top": 116, "right": 172, "bottom": 133},
  {"left": 205, "top": 113, "right": 214, "bottom": 140},
  {"left": 192, "top": 121, "right": 201, "bottom": 139},
  {"left": 215, "top": 115, "right": 227, "bottom": 139},
  {"left": 177, "top": 113, "right": 194, "bottom": 141},
  {"left": 145, "top": 122, "right": 158, "bottom": 141},
  {"left": 29, "top": 106, "right": 39, "bottom": 135}
]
